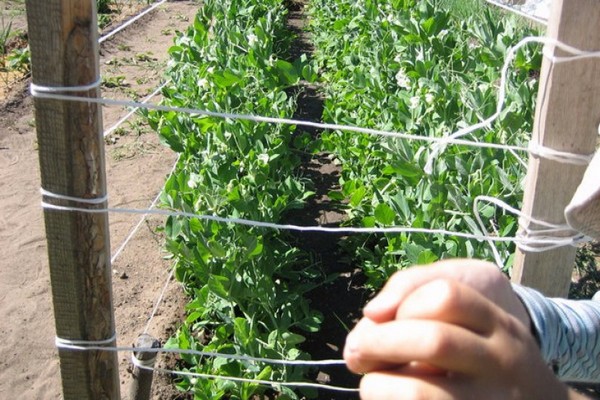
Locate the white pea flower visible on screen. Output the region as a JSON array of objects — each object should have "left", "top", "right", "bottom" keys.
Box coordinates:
[
  {"left": 416, "top": 48, "right": 424, "bottom": 62},
  {"left": 257, "top": 153, "right": 270, "bottom": 164},
  {"left": 425, "top": 92, "right": 435, "bottom": 104},
  {"left": 197, "top": 78, "right": 209, "bottom": 90},
  {"left": 207, "top": 66, "right": 215, "bottom": 74},
  {"left": 187, "top": 177, "right": 198, "bottom": 189},
  {"left": 395, "top": 69, "right": 411, "bottom": 90},
  {"left": 247, "top": 33, "right": 258, "bottom": 46},
  {"left": 409, "top": 96, "right": 420, "bottom": 110},
  {"left": 393, "top": 54, "right": 402, "bottom": 63}
]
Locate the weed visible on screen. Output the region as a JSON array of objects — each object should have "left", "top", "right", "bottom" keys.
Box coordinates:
[{"left": 102, "top": 75, "right": 128, "bottom": 88}]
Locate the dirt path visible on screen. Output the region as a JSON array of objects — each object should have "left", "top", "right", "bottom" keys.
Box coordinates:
[{"left": 0, "top": 2, "right": 199, "bottom": 399}]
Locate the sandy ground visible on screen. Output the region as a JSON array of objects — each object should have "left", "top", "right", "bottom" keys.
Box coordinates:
[{"left": 0, "top": 2, "right": 200, "bottom": 399}]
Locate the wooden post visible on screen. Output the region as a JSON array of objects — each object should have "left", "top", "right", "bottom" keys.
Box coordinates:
[
  {"left": 511, "top": 0, "right": 600, "bottom": 297},
  {"left": 25, "top": 1, "right": 121, "bottom": 399},
  {"left": 130, "top": 334, "right": 161, "bottom": 400}
]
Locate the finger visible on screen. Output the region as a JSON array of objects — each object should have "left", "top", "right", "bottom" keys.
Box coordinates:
[
  {"left": 395, "top": 279, "right": 495, "bottom": 335},
  {"left": 344, "top": 319, "right": 491, "bottom": 376},
  {"left": 363, "top": 259, "right": 499, "bottom": 322},
  {"left": 344, "top": 317, "right": 409, "bottom": 372},
  {"left": 359, "top": 370, "right": 485, "bottom": 400}
]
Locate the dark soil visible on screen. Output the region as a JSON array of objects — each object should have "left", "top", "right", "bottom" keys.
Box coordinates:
[{"left": 285, "top": 2, "right": 369, "bottom": 398}]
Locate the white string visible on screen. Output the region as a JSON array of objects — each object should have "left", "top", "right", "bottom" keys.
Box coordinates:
[
  {"left": 40, "top": 194, "right": 585, "bottom": 249},
  {"left": 485, "top": 0, "right": 548, "bottom": 25},
  {"left": 53, "top": 342, "right": 347, "bottom": 366},
  {"left": 143, "top": 266, "right": 176, "bottom": 334},
  {"left": 424, "top": 36, "right": 600, "bottom": 174},
  {"left": 135, "top": 363, "right": 359, "bottom": 393},
  {"left": 99, "top": 0, "right": 169, "bottom": 44},
  {"left": 27, "top": 40, "right": 597, "bottom": 167},
  {"left": 516, "top": 229, "right": 589, "bottom": 253},
  {"left": 543, "top": 41, "right": 600, "bottom": 64},
  {"left": 528, "top": 142, "right": 594, "bottom": 165},
  {"left": 30, "top": 78, "right": 102, "bottom": 94},
  {"left": 56, "top": 341, "right": 356, "bottom": 392},
  {"left": 104, "top": 81, "right": 168, "bottom": 138},
  {"left": 111, "top": 158, "right": 178, "bottom": 264},
  {"left": 131, "top": 353, "right": 157, "bottom": 368},
  {"left": 55, "top": 332, "right": 117, "bottom": 347},
  {"left": 28, "top": 86, "right": 529, "bottom": 152},
  {"left": 40, "top": 188, "right": 108, "bottom": 205},
  {"left": 473, "top": 195, "right": 589, "bottom": 269}
]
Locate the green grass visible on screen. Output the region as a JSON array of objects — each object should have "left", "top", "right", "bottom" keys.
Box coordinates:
[{"left": 437, "top": 0, "right": 487, "bottom": 16}]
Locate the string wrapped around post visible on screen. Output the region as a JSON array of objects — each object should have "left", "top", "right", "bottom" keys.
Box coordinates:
[{"left": 130, "top": 334, "right": 161, "bottom": 400}]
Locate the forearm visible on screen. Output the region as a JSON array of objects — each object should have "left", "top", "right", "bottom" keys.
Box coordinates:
[{"left": 513, "top": 284, "right": 600, "bottom": 383}]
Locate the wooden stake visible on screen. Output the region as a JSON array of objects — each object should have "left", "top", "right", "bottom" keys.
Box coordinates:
[
  {"left": 25, "top": 1, "right": 120, "bottom": 398},
  {"left": 512, "top": 0, "right": 600, "bottom": 297},
  {"left": 130, "top": 334, "right": 161, "bottom": 400}
]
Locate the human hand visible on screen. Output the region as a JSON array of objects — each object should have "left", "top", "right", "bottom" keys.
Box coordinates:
[
  {"left": 362, "top": 259, "right": 530, "bottom": 329},
  {"left": 343, "top": 260, "right": 575, "bottom": 399}
]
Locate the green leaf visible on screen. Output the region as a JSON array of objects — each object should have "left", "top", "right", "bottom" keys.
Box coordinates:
[
  {"left": 327, "top": 191, "right": 345, "bottom": 201},
  {"left": 350, "top": 186, "right": 366, "bottom": 207},
  {"left": 207, "top": 240, "right": 227, "bottom": 258},
  {"left": 275, "top": 59, "right": 299, "bottom": 85},
  {"left": 416, "top": 249, "right": 438, "bottom": 265},
  {"left": 212, "top": 70, "right": 242, "bottom": 88},
  {"left": 234, "top": 317, "right": 251, "bottom": 345},
  {"left": 374, "top": 203, "right": 396, "bottom": 225},
  {"left": 208, "top": 275, "right": 229, "bottom": 299},
  {"left": 282, "top": 331, "right": 306, "bottom": 345},
  {"left": 362, "top": 216, "right": 376, "bottom": 227},
  {"left": 185, "top": 311, "right": 203, "bottom": 324}
]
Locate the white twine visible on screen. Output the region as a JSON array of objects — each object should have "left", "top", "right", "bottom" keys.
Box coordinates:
[
  {"left": 40, "top": 189, "right": 587, "bottom": 251},
  {"left": 528, "top": 142, "right": 594, "bottom": 165},
  {"left": 131, "top": 353, "right": 157, "bottom": 368},
  {"left": 28, "top": 85, "right": 528, "bottom": 152},
  {"left": 134, "top": 363, "right": 360, "bottom": 393},
  {"left": 40, "top": 188, "right": 108, "bottom": 205},
  {"left": 424, "top": 36, "right": 600, "bottom": 174},
  {"left": 110, "top": 157, "right": 178, "bottom": 264},
  {"left": 104, "top": 81, "right": 168, "bottom": 138},
  {"left": 57, "top": 340, "right": 355, "bottom": 392},
  {"left": 55, "top": 332, "right": 117, "bottom": 348},
  {"left": 99, "top": 0, "right": 169, "bottom": 44},
  {"left": 143, "top": 265, "right": 176, "bottom": 335},
  {"left": 484, "top": 0, "right": 548, "bottom": 25},
  {"left": 28, "top": 38, "right": 597, "bottom": 168},
  {"left": 52, "top": 342, "right": 347, "bottom": 366},
  {"left": 473, "top": 195, "right": 589, "bottom": 269},
  {"left": 30, "top": 78, "right": 102, "bottom": 94}
]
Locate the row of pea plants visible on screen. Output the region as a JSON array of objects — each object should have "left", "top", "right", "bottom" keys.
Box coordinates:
[
  {"left": 307, "top": 0, "right": 543, "bottom": 288},
  {"left": 146, "top": 0, "right": 322, "bottom": 398}
]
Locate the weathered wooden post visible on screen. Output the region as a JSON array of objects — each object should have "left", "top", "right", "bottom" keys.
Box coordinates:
[
  {"left": 512, "top": 0, "right": 600, "bottom": 297},
  {"left": 25, "top": 0, "right": 121, "bottom": 398}
]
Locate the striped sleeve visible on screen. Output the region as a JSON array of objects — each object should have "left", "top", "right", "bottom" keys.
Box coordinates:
[{"left": 512, "top": 284, "right": 600, "bottom": 383}]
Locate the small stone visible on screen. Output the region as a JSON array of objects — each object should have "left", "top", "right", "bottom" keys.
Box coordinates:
[
  {"left": 316, "top": 371, "right": 331, "bottom": 384},
  {"left": 120, "top": 272, "right": 129, "bottom": 279}
]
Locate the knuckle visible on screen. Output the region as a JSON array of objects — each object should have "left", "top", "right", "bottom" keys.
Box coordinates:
[
  {"left": 421, "top": 324, "right": 455, "bottom": 359},
  {"left": 428, "top": 279, "right": 462, "bottom": 313}
]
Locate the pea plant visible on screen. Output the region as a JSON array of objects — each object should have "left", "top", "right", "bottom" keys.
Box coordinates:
[
  {"left": 147, "top": 0, "right": 544, "bottom": 397},
  {"left": 307, "top": 0, "right": 542, "bottom": 288},
  {"left": 146, "top": 0, "right": 323, "bottom": 398}
]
